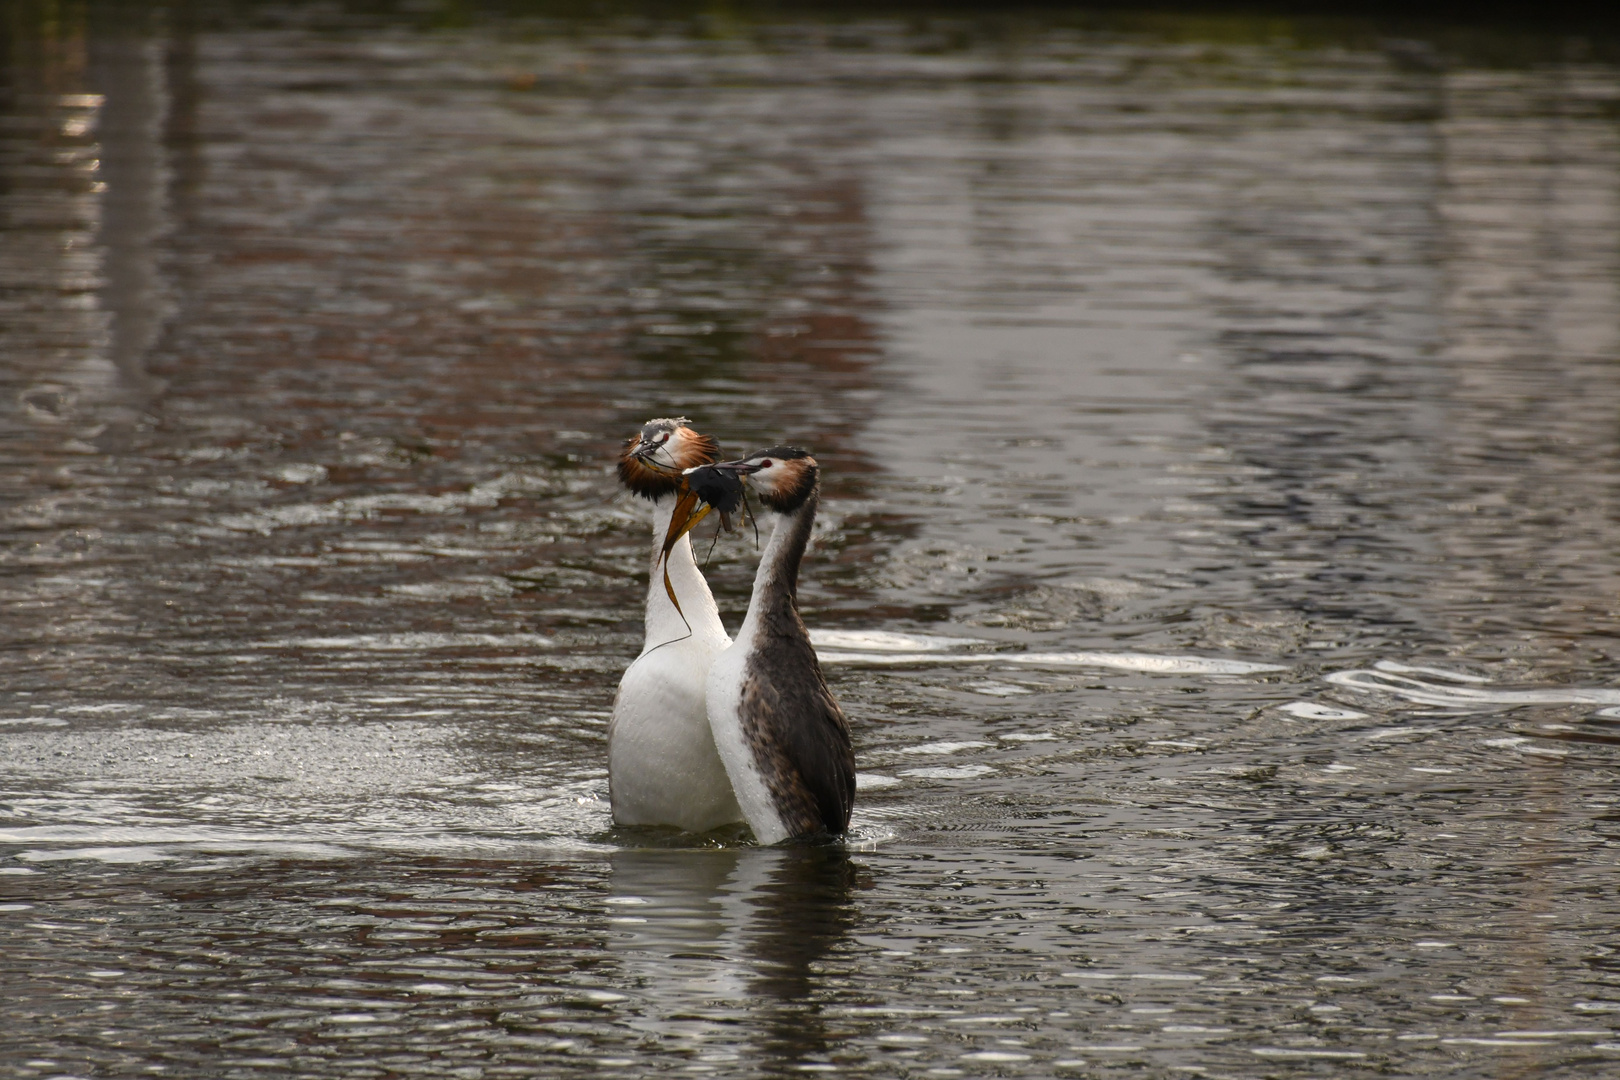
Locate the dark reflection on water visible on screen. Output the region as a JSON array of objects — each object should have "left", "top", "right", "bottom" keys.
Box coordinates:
[
  {"left": 608, "top": 846, "right": 858, "bottom": 1070},
  {"left": 4, "top": 2, "right": 1620, "bottom": 1077}
]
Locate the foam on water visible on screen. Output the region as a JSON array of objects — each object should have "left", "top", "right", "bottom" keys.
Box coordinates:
[
  {"left": 260, "top": 633, "right": 556, "bottom": 651},
  {"left": 1278, "top": 702, "right": 1367, "bottom": 720},
  {"left": 1326, "top": 668, "right": 1620, "bottom": 707},
  {"left": 1373, "top": 660, "right": 1492, "bottom": 684},
  {"left": 809, "top": 629, "right": 992, "bottom": 652},
  {"left": 817, "top": 648, "right": 1285, "bottom": 675}
]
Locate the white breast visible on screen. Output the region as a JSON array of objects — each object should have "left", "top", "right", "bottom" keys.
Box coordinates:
[
  {"left": 610, "top": 632, "right": 740, "bottom": 831},
  {"left": 607, "top": 503, "right": 741, "bottom": 833},
  {"left": 705, "top": 628, "right": 791, "bottom": 845}
]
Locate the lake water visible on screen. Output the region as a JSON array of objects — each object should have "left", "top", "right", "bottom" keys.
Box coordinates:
[{"left": 4, "top": 3, "right": 1620, "bottom": 1076}]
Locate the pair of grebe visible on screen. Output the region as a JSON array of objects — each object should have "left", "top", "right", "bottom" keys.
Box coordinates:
[{"left": 608, "top": 418, "right": 855, "bottom": 843}]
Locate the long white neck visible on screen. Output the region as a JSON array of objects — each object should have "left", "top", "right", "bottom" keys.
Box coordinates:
[{"left": 644, "top": 496, "right": 729, "bottom": 653}]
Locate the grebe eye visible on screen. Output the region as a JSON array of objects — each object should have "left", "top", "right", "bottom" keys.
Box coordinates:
[{"left": 759, "top": 459, "right": 772, "bottom": 469}]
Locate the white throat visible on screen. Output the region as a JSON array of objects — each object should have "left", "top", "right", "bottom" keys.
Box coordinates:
[
  {"left": 737, "top": 512, "right": 791, "bottom": 640},
  {"left": 644, "top": 496, "right": 729, "bottom": 652}
]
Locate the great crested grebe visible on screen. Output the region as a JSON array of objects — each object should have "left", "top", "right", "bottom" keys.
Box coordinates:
[
  {"left": 666, "top": 448, "right": 855, "bottom": 843},
  {"left": 608, "top": 418, "right": 743, "bottom": 832}
]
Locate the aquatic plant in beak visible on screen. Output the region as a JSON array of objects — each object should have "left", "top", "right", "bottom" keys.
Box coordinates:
[{"left": 657, "top": 463, "right": 750, "bottom": 620}]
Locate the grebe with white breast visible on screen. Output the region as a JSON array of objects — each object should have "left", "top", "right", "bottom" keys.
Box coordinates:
[{"left": 608, "top": 418, "right": 742, "bottom": 832}]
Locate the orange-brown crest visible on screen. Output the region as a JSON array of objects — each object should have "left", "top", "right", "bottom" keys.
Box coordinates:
[
  {"left": 616, "top": 419, "right": 721, "bottom": 500},
  {"left": 670, "top": 429, "right": 721, "bottom": 471}
]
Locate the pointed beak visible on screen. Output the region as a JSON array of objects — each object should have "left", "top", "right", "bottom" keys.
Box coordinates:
[
  {"left": 659, "top": 487, "right": 714, "bottom": 567},
  {"left": 630, "top": 439, "right": 674, "bottom": 472},
  {"left": 712, "top": 458, "right": 764, "bottom": 475},
  {"left": 654, "top": 485, "right": 716, "bottom": 621},
  {"left": 662, "top": 462, "right": 750, "bottom": 571}
]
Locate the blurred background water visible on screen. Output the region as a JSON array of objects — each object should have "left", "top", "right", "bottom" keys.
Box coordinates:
[{"left": 3, "top": 1, "right": 1620, "bottom": 1076}]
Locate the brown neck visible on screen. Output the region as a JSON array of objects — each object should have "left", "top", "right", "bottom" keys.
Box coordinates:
[{"left": 749, "top": 486, "right": 818, "bottom": 623}]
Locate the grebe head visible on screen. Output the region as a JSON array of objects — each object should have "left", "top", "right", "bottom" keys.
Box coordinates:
[
  {"left": 720, "top": 446, "right": 818, "bottom": 514},
  {"left": 617, "top": 417, "right": 720, "bottom": 500}
]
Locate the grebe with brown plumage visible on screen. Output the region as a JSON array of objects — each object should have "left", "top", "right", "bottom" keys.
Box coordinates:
[{"left": 668, "top": 448, "right": 855, "bottom": 843}]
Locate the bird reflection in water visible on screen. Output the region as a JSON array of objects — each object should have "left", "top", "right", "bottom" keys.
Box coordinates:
[{"left": 606, "top": 845, "right": 858, "bottom": 1068}]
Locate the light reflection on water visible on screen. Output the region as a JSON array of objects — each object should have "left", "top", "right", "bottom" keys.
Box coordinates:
[{"left": 3, "top": 5, "right": 1620, "bottom": 1077}]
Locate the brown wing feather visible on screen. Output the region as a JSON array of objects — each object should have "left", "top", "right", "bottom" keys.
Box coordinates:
[{"left": 743, "top": 621, "right": 856, "bottom": 836}]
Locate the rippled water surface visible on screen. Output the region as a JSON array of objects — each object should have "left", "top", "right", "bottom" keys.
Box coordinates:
[{"left": 5, "top": 4, "right": 1620, "bottom": 1076}]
